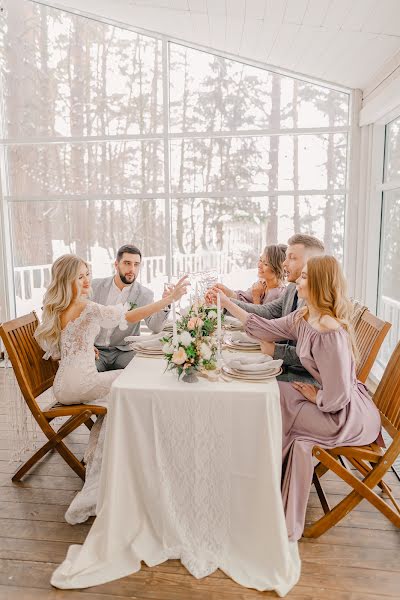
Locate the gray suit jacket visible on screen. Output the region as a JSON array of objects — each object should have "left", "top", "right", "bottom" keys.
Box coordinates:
[
  {"left": 92, "top": 277, "right": 168, "bottom": 351},
  {"left": 233, "top": 283, "right": 305, "bottom": 369}
]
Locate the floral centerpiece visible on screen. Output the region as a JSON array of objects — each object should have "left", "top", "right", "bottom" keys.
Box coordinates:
[{"left": 162, "top": 301, "right": 223, "bottom": 382}]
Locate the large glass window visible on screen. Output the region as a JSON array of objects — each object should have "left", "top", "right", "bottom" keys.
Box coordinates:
[
  {"left": 0, "top": 0, "right": 350, "bottom": 316},
  {"left": 377, "top": 116, "right": 400, "bottom": 366}
]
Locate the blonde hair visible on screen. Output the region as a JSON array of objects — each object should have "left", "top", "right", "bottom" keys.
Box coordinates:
[
  {"left": 297, "top": 255, "right": 358, "bottom": 359},
  {"left": 34, "top": 254, "right": 89, "bottom": 356},
  {"left": 287, "top": 234, "right": 324, "bottom": 253}
]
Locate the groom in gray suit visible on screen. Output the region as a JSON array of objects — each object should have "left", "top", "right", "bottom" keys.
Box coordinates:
[{"left": 92, "top": 244, "right": 169, "bottom": 372}]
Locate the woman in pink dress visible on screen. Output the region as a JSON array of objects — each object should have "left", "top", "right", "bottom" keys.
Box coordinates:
[
  {"left": 214, "top": 244, "right": 287, "bottom": 305},
  {"left": 215, "top": 255, "right": 381, "bottom": 541}
]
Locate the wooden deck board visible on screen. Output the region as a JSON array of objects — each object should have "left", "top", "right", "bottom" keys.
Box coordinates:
[{"left": 1, "top": 369, "right": 400, "bottom": 598}]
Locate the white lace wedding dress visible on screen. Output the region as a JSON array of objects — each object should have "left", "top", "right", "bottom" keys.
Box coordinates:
[
  {"left": 53, "top": 301, "right": 127, "bottom": 405},
  {"left": 50, "top": 301, "right": 128, "bottom": 524}
]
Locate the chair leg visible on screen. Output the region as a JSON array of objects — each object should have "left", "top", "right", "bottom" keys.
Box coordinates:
[
  {"left": 391, "top": 465, "right": 400, "bottom": 483},
  {"left": 304, "top": 447, "right": 400, "bottom": 538},
  {"left": 312, "top": 472, "right": 330, "bottom": 514},
  {"left": 55, "top": 440, "right": 86, "bottom": 481},
  {"left": 84, "top": 417, "right": 95, "bottom": 430},
  {"left": 314, "top": 461, "right": 329, "bottom": 478},
  {"left": 12, "top": 410, "right": 92, "bottom": 482}
]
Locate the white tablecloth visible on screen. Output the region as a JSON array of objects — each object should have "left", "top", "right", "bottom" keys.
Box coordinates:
[{"left": 51, "top": 357, "right": 300, "bottom": 596}]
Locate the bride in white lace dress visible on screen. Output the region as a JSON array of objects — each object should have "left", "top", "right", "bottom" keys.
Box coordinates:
[{"left": 35, "top": 254, "right": 188, "bottom": 523}]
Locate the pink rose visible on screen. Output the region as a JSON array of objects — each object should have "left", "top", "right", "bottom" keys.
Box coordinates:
[
  {"left": 172, "top": 347, "right": 187, "bottom": 365},
  {"left": 187, "top": 317, "right": 204, "bottom": 330}
]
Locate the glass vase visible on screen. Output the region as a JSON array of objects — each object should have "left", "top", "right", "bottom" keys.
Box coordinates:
[{"left": 181, "top": 367, "right": 199, "bottom": 383}]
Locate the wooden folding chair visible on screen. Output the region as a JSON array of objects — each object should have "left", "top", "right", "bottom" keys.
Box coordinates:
[
  {"left": 304, "top": 341, "right": 400, "bottom": 538},
  {"left": 0, "top": 312, "right": 107, "bottom": 482},
  {"left": 353, "top": 310, "right": 391, "bottom": 384}
]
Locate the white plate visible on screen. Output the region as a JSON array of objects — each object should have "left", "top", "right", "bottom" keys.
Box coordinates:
[
  {"left": 224, "top": 340, "right": 261, "bottom": 352},
  {"left": 222, "top": 365, "right": 282, "bottom": 381},
  {"left": 134, "top": 347, "right": 164, "bottom": 355}
]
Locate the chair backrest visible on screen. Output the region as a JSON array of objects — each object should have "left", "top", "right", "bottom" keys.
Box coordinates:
[
  {"left": 374, "top": 342, "right": 400, "bottom": 436},
  {"left": 0, "top": 312, "right": 58, "bottom": 407},
  {"left": 353, "top": 310, "right": 391, "bottom": 383}
]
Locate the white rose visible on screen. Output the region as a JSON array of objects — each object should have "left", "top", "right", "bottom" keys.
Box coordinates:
[
  {"left": 163, "top": 343, "right": 174, "bottom": 354},
  {"left": 179, "top": 331, "right": 193, "bottom": 347},
  {"left": 208, "top": 310, "right": 217, "bottom": 320},
  {"left": 200, "top": 342, "right": 212, "bottom": 360}
]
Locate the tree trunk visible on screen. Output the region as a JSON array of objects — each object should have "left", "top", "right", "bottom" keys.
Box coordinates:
[
  {"left": 69, "top": 19, "right": 88, "bottom": 258},
  {"left": 292, "top": 80, "right": 300, "bottom": 233},
  {"left": 266, "top": 74, "right": 281, "bottom": 243},
  {"left": 176, "top": 51, "right": 189, "bottom": 254},
  {"left": 324, "top": 106, "right": 336, "bottom": 254}
]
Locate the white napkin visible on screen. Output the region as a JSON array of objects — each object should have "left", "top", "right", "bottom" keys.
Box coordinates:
[
  {"left": 224, "top": 316, "right": 242, "bottom": 328},
  {"left": 136, "top": 338, "right": 163, "bottom": 350},
  {"left": 230, "top": 331, "right": 260, "bottom": 345},
  {"left": 229, "top": 356, "right": 282, "bottom": 373},
  {"left": 230, "top": 355, "right": 272, "bottom": 366}
]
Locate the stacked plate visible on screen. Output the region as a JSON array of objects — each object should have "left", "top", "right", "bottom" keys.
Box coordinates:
[
  {"left": 224, "top": 331, "right": 261, "bottom": 351},
  {"left": 125, "top": 335, "right": 165, "bottom": 357},
  {"left": 133, "top": 342, "right": 164, "bottom": 357},
  {"left": 221, "top": 364, "right": 282, "bottom": 381},
  {"left": 222, "top": 355, "right": 283, "bottom": 382},
  {"left": 163, "top": 322, "right": 174, "bottom": 333}
]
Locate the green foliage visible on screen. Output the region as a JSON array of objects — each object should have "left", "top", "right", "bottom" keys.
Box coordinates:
[{"left": 161, "top": 301, "right": 223, "bottom": 379}]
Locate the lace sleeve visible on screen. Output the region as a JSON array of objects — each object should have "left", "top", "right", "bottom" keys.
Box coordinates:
[
  {"left": 94, "top": 303, "right": 128, "bottom": 331},
  {"left": 42, "top": 342, "right": 61, "bottom": 361},
  {"left": 34, "top": 328, "right": 60, "bottom": 360}
]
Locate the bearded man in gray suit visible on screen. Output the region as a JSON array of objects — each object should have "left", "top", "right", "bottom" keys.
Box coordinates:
[
  {"left": 214, "top": 234, "right": 325, "bottom": 382},
  {"left": 92, "top": 244, "right": 170, "bottom": 372}
]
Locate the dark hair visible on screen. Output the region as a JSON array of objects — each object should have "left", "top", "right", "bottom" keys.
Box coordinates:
[{"left": 116, "top": 244, "right": 142, "bottom": 262}]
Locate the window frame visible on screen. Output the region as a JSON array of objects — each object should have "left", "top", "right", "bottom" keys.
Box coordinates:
[{"left": 0, "top": 4, "right": 352, "bottom": 320}]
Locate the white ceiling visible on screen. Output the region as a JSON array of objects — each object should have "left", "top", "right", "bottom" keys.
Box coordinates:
[{"left": 45, "top": 0, "right": 400, "bottom": 90}]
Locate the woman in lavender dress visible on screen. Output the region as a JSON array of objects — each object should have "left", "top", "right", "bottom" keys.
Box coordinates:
[
  {"left": 214, "top": 244, "right": 287, "bottom": 305},
  {"left": 216, "top": 256, "right": 381, "bottom": 541}
]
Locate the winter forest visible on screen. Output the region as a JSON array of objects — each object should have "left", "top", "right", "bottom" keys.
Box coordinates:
[{"left": 0, "top": 0, "right": 377, "bottom": 313}]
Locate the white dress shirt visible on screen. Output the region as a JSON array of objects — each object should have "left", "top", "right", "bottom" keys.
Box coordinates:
[{"left": 95, "top": 279, "right": 132, "bottom": 348}]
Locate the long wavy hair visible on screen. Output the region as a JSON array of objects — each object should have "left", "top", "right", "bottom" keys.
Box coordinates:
[
  {"left": 297, "top": 255, "right": 358, "bottom": 359},
  {"left": 262, "top": 243, "right": 287, "bottom": 283},
  {"left": 34, "top": 254, "right": 89, "bottom": 356}
]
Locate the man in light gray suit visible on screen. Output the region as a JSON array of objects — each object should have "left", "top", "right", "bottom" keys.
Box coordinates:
[
  {"left": 215, "top": 234, "right": 324, "bottom": 382},
  {"left": 92, "top": 244, "right": 170, "bottom": 372}
]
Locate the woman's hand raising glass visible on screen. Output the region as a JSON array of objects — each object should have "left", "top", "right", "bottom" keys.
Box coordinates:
[
  {"left": 213, "top": 283, "right": 236, "bottom": 299},
  {"left": 205, "top": 286, "right": 230, "bottom": 309},
  {"left": 205, "top": 287, "right": 217, "bottom": 305}
]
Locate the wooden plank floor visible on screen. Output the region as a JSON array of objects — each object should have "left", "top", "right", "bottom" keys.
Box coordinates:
[{"left": 1, "top": 369, "right": 400, "bottom": 599}]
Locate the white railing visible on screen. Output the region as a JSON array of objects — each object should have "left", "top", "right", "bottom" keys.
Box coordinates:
[
  {"left": 379, "top": 295, "right": 400, "bottom": 365},
  {"left": 13, "top": 251, "right": 234, "bottom": 309},
  {"left": 14, "top": 264, "right": 52, "bottom": 308}
]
